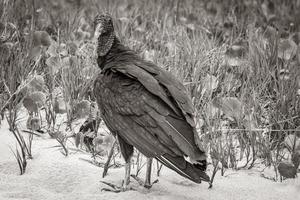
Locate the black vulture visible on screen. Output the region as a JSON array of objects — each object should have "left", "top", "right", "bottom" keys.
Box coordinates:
[{"left": 93, "top": 14, "right": 210, "bottom": 191}]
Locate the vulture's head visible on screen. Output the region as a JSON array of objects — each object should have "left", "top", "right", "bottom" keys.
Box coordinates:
[{"left": 93, "top": 14, "right": 115, "bottom": 56}]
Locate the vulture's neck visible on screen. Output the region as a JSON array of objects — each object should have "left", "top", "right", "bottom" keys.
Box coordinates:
[{"left": 97, "top": 36, "right": 136, "bottom": 70}]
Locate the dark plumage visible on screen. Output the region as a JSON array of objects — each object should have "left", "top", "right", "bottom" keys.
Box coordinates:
[{"left": 93, "top": 14, "right": 209, "bottom": 188}]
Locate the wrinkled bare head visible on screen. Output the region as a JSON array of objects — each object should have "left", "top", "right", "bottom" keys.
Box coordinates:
[
  {"left": 94, "top": 14, "right": 114, "bottom": 38},
  {"left": 93, "top": 14, "right": 115, "bottom": 56}
]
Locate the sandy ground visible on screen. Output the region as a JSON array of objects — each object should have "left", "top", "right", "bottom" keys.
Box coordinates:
[{"left": 0, "top": 120, "right": 299, "bottom": 200}]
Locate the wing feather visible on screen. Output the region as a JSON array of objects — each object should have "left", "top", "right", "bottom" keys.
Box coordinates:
[
  {"left": 106, "top": 59, "right": 205, "bottom": 153},
  {"left": 94, "top": 72, "right": 205, "bottom": 161}
]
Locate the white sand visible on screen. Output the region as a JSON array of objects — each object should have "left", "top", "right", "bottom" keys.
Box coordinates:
[{"left": 0, "top": 119, "right": 299, "bottom": 200}]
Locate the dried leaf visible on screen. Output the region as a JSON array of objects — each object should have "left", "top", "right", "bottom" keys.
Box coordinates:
[{"left": 284, "top": 135, "right": 300, "bottom": 151}]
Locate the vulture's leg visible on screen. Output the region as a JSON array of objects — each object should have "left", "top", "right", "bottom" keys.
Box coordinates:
[
  {"left": 131, "top": 158, "right": 158, "bottom": 189},
  {"left": 118, "top": 135, "right": 134, "bottom": 190},
  {"left": 101, "top": 135, "right": 134, "bottom": 192},
  {"left": 144, "top": 158, "right": 153, "bottom": 188},
  {"left": 122, "top": 159, "right": 131, "bottom": 189}
]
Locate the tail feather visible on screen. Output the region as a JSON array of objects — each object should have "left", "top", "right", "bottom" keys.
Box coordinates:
[{"left": 156, "top": 154, "right": 210, "bottom": 183}]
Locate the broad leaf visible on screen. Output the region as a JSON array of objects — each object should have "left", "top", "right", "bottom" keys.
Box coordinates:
[
  {"left": 23, "top": 91, "right": 46, "bottom": 113},
  {"left": 29, "top": 91, "right": 46, "bottom": 107},
  {"left": 284, "top": 134, "right": 300, "bottom": 151},
  {"left": 74, "top": 100, "right": 90, "bottom": 118},
  {"left": 33, "top": 31, "right": 51, "bottom": 47},
  {"left": 278, "top": 39, "right": 297, "bottom": 61},
  {"left": 28, "top": 75, "right": 46, "bottom": 92}
]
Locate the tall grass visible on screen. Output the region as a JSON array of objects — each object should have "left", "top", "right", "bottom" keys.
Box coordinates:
[{"left": 1, "top": 0, "right": 299, "bottom": 180}]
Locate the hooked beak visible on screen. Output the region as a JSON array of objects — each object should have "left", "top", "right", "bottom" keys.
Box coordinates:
[{"left": 93, "top": 23, "right": 103, "bottom": 40}]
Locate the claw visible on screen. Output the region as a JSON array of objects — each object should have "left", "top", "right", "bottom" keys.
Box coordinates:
[
  {"left": 101, "top": 188, "right": 122, "bottom": 193},
  {"left": 144, "top": 179, "right": 159, "bottom": 189},
  {"left": 100, "top": 181, "right": 136, "bottom": 192},
  {"left": 131, "top": 175, "right": 159, "bottom": 189},
  {"left": 100, "top": 181, "right": 122, "bottom": 192}
]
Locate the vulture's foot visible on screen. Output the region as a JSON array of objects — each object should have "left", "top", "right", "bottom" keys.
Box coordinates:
[
  {"left": 100, "top": 181, "right": 136, "bottom": 193},
  {"left": 130, "top": 175, "right": 159, "bottom": 189},
  {"left": 101, "top": 160, "right": 133, "bottom": 192}
]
